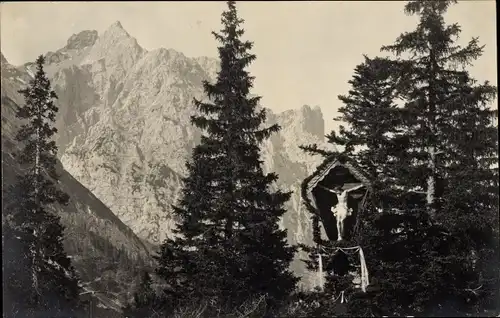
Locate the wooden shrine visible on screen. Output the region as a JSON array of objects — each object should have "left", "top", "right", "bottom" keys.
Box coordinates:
[{"left": 301, "top": 156, "right": 372, "bottom": 243}]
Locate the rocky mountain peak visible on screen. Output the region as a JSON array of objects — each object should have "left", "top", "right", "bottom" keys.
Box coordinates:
[
  {"left": 300, "top": 104, "right": 325, "bottom": 139},
  {"left": 102, "top": 20, "right": 131, "bottom": 39},
  {"left": 92, "top": 22, "right": 138, "bottom": 57},
  {"left": 65, "top": 30, "right": 99, "bottom": 50},
  {"left": 148, "top": 48, "right": 187, "bottom": 64},
  {"left": 1, "top": 52, "right": 29, "bottom": 84},
  {"left": 277, "top": 105, "right": 325, "bottom": 141},
  {"left": 300, "top": 104, "right": 319, "bottom": 114},
  {"left": 1, "top": 52, "right": 8, "bottom": 65},
  {"left": 110, "top": 20, "right": 124, "bottom": 30},
  {"left": 194, "top": 56, "right": 220, "bottom": 80},
  {"left": 80, "top": 21, "right": 145, "bottom": 93}
]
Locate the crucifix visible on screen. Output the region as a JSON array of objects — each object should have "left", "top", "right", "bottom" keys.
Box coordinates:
[{"left": 318, "top": 183, "right": 365, "bottom": 241}]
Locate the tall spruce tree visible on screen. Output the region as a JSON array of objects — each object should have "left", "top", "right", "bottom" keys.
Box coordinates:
[
  {"left": 156, "top": 0, "right": 298, "bottom": 312},
  {"left": 302, "top": 1, "right": 498, "bottom": 316},
  {"left": 300, "top": 56, "right": 402, "bottom": 316},
  {"left": 3, "top": 55, "right": 83, "bottom": 317},
  {"left": 377, "top": 1, "right": 498, "bottom": 315}
]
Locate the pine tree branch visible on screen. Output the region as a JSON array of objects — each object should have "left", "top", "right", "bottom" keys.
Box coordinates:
[{"left": 299, "top": 144, "right": 335, "bottom": 157}]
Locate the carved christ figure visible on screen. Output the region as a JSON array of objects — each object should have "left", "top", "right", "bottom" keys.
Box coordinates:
[{"left": 319, "top": 184, "right": 365, "bottom": 241}]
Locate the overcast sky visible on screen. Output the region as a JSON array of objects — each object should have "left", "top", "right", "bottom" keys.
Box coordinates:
[{"left": 1, "top": 1, "right": 496, "bottom": 132}]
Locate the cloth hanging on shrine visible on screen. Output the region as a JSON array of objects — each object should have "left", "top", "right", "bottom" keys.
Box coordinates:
[
  {"left": 316, "top": 245, "right": 370, "bottom": 293},
  {"left": 317, "top": 252, "right": 324, "bottom": 291}
]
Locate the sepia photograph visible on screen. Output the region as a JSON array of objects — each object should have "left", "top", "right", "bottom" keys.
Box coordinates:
[{"left": 1, "top": 1, "right": 498, "bottom": 317}]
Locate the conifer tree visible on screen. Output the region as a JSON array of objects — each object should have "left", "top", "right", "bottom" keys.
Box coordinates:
[
  {"left": 156, "top": 0, "right": 298, "bottom": 312},
  {"left": 300, "top": 55, "right": 401, "bottom": 315},
  {"left": 376, "top": 1, "right": 497, "bottom": 315},
  {"left": 3, "top": 55, "right": 83, "bottom": 317},
  {"left": 303, "top": 1, "right": 498, "bottom": 316},
  {"left": 123, "top": 271, "right": 161, "bottom": 317},
  {"left": 133, "top": 272, "right": 156, "bottom": 307}
]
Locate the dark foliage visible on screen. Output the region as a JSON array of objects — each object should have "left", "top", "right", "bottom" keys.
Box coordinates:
[
  {"left": 155, "top": 1, "right": 298, "bottom": 314},
  {"left": 123, "top": 271, "right": 164, "bottom": 317},
  {"left": 300, "top": 1, "right": 498, "bottom": 316}
]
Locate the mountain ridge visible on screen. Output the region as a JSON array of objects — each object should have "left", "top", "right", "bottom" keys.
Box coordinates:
[{"left": 2, "top": 20, "right": 333, "bottom": 289}]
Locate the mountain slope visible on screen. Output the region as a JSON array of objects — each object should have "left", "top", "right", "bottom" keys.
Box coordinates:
[{"left": 1, "top": 53, "right": 152, "bottom": 315}]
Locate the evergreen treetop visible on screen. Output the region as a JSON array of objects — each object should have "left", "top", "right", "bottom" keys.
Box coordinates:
[{"left": 156, "top": 1, "right": 297, "bottom": 313}]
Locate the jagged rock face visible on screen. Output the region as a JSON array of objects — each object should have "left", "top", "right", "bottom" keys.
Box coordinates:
[
  {"left": 1, "top": 56, "right": 152, "bottom": 312},
  {"left": 5, "top": 21, "right": 332, "bottom": 287},
  {"left": 45, "top": 30, "right": 98, "bottom": 65},
  {"left": 66, "top": 30, "right": 99, "bottom": 50},
  {"left": 263, "top": 106, "right": 329, "bottom": 289}
]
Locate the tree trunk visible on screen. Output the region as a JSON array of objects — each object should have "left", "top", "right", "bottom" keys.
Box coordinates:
[
  {"left": 427, "top": 48, "right": 438, "bottom": 221},
  {"left": 427, "top": 146, "right": 436, "bottom": 219},
  {"left": 32, "top": 122, "right": 41, "bottom": 295}
]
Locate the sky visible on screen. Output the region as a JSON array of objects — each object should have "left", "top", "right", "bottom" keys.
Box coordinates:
[{"left": 1, "top": 1, "right": 497, "bottom": 132}]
